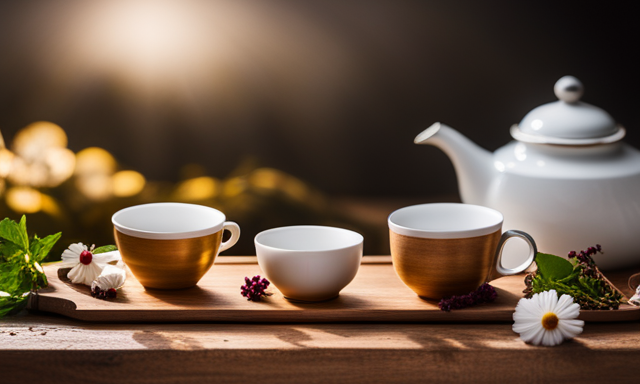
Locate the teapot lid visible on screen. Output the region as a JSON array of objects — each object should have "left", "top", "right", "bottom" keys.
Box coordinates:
[{"left": 510, "top": 76, "right": 625, "bottom": 145}]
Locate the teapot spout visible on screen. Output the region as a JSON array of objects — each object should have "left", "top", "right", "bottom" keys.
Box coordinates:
[{"left": 415, "top": 122, "right": 494, "bottom": 204}]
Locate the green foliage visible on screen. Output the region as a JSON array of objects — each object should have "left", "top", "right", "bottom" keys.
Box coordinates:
[
  {"left": 0, "top": 217, "right": 29, "bottom": 251},
  {"left": 0, "top": 215, "right": 61, "bottom": 317},
  {"left": 534, "top": 252, "right": 573, "bottom": 280},
  {"left": 93, "top": 245, "right": 118, "bottom": 254},
  {"left": 29, "top": 233, "right": 63, "bottom": 263},
  {"left": 525, "top": 251, "right": 624, "bottom": 310},
  {"left": 0, "top": 294, "right": 29, "bottom": 317}
]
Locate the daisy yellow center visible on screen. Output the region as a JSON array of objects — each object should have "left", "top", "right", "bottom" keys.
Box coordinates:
[{"left": 541, "top": 312, "right": 559, "bottom": 330}]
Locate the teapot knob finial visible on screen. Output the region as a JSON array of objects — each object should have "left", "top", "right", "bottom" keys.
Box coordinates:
[{"left": 554, "top": 76, "right": 584, "bottom": 103}]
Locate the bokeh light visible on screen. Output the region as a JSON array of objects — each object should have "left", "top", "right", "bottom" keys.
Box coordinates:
[
  {"left": 0, "top": 121, "right": 380, "bottom": 257},
  {"left": 0, "top": 149, "right": 15, "bottom": 178},
  {"left": 112, "top": 170, "right": 146, "bottom": 197},
  {"left": 6, "top": 187, "right": 42, "bottom": 213},
  {"left": 42, "top": 148, "right": 76, "bottom": 187},
  {"left": 222, "top": 177, "right": 248, "bottom": 198},
  {"left": 75, "top": 173, "right": 113, "bottom": 201},
  {"left": 7, "top": 157, "right": 47, "bottom": 187},
  {"left": 173, "top": 176, "right": 219, "bottom": 201},
  {"left": 39, "top": 194, "right": 63, "bottom": 218},
  {"left": 75, "top": 147, "right": 117, "bottom": 176},
  {"left": 249, "top": 168, "right": 283, "bottom": 190},
  {"left": 11, "top": 122, "right": 67, "bottom": 162},
  {"left": 3, "top": 122, "right": 76, "bottom": 188}
]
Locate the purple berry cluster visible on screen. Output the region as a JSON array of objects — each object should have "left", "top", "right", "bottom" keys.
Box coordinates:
[
  {"left": 568, "top": 244, "right": 602, "bottom": 262},
  {"left": 438, "top": 283, "right": 498, "bottom": 312},
  {"left": 91, "top": 287, "right": 117, "bottom": 300},
  {"left": 568, "top": 244, "right": 602, "bottom": 277},
  {"left": 241, "top": 275, "right": 272, "bottom": 302}
]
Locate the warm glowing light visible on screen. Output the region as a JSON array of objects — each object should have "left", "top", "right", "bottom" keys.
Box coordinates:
[
  {"left": 282, "top": 177, "right": 309, "bottom": 202},
  {"left": 40, "top": 194, "right": 63, "bottom": 218},
  {"left": 6, "top": 187, "right": 42, "bottom": 213},
  {"left": 75, "top": 173, "right": 113, "bottom": 201},
  {"left": 6, "top": 157, "right": 29, "bottom": 185},
  {"left": 43, "top": 147, "right": 76, "bottom": 187},
  {"left": 222, "top": 177, "right": 247, "bottom": 198},
  {"left": 75, "top": 147, "right": 117, "bottom": 176},
  {"left": 74, "top": 0, "right": 218, "bottom": 85},
  {"left": 112, "top": 170, "right": 146, "bottom": 197},
  {"left": 2, "top": 122, "right": 76, "bottom": 188},
  {"left": 12, "top": 122, "right": 68, "bottom": 162},
  {"left": 249, "top": 168, "right": 284, "bottom": 190},
  {"left": 8, "top": 159, "right": 48, "bottom": 187},
  {"left": 173, "top": 176, "right": 219, "bottom": 201},
  {"left": 249, "top": 168, "right": 310, "bottom": 201},
  {"left": 0, "top": 148, "right": 14, "bottom": 178}
]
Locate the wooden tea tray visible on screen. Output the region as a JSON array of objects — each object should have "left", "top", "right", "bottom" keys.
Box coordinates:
[{"left": 28, "top": 256, "right": 640, "bottom": 323}]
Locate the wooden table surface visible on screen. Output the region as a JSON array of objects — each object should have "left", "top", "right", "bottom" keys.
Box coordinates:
[{"left": 2, "top": 257, "right": 640, "bottom": 384}]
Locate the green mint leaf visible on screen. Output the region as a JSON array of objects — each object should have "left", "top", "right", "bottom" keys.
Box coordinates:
[
  {"left": 0, "top": 294, "right": 28, "bottom": 317},
  {"left": 0, "top": 215, "right": 61, "bottom": 317},
  {"left": 29, "top": 232, "right": 62, "bottom": 262},
  {"left": 0, "top": 217, "right": 29, "bottom": 251},
  {"left": 0, "top": 263, "right": 31, "bottom": 296},
  {"left": 93, "top": 245, "right": 118, "bottom": 254},
  {"left": 535, "top": 252, "right": 574, "bottom": 280},
  {"left": 0, "top": 263, "right": 19, "bottom": 293},
  {"left": 0, "top": 240, "right": 23, "bottom": 262},
  {"left": 18, "top": 215, "right": 27, "bottom": 240}
]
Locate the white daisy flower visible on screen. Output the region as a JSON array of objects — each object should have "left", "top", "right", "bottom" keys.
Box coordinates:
[
  {"left": 59, "top": 242, "right": 121, "bottom": 286},
  {"left": 513, "top": 289, "right": 584, "bottom": 346}
]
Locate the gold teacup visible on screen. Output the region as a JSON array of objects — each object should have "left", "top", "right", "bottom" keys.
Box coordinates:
[
  {"left": 112, "top": 203, "right": 240, "bottom": 289},
  {"left": 388, "top": 203, "right": 536, "bottom": 299}
]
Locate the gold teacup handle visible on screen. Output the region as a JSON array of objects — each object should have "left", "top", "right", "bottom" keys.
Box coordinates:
[
  {"left": 488, "top": 230, "right": 537, "bottom": 280},
  {"left": 219, "top": 221, "right": 241, "bottom": 253}
]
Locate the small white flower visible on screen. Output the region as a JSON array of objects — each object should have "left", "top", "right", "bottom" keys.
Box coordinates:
[
  {"left": 512, "top": 289, "right": 584, "bottom": 346},
  {"left": 59, "top": 243, "right": 121, "bottom": 286},
  {"left": 91, "top": 264, "right": 127, "bottom": 292},
  {"left": 629, "top": 284, "right": 640, "bottom": 306}
]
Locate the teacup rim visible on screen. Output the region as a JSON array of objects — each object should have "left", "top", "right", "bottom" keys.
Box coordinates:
[
  {"left": 254, "top": 225, "right": 364, "bottom": 253},
  {"left": 112, "top": 202, "right": 226, "bottom": 240},
  {"left": 388, "top": 203, "right": 503, "bottom": 239}
]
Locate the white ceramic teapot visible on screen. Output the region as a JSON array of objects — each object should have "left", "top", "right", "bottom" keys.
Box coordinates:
[{"left": 415, "top": 76, "right": 640, "bottom": 270}]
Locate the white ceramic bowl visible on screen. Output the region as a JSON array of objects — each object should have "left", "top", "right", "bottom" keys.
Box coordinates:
[{"left": 254, "top": 226, "right": 363, "bottom": 302}]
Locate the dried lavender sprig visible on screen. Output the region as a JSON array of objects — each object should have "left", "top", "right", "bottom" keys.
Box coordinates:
[
  {"left": 241, "top": 275, "right": 272, "bottom": 302},
  {"left": 568, "top": 245, "right": 622, "bottom": 295},
  {"left": 438, "top": 283, "right": 497, "bottom": 312}
]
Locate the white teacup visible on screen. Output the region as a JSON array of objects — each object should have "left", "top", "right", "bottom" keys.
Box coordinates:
[{"left": 254, "top": 225, "right": 363, "bottom": 302}]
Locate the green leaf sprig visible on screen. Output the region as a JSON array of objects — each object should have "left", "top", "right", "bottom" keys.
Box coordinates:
[
  {"left": 0, "top": 216, "right": 61, "bottom": 317},
  {"left": 93, "top": 245, "right": 118, "bottom": 254},
  {"left": 524, "top": 245, "right": 625, "bottom": 310}
]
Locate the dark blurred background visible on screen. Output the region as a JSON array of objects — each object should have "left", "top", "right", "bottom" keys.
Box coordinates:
[{"left": 0, "top": 0, "right": 638, "bottom": 257}]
